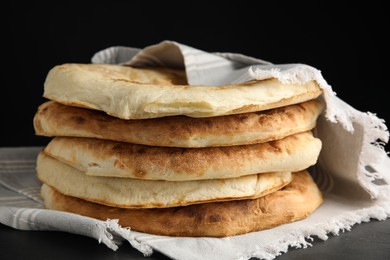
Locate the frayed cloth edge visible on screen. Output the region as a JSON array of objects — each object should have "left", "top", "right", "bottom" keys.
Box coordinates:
[
  {"left": 237, "top": 200, "right": 390, "bottom": 260},
  {"left": 96, "top": 219, "right": 153, "bottom": 256}
]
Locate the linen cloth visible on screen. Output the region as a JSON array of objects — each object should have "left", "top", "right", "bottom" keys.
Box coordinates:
[{"left": 1, "top": 41, "right": 389, "bottom": 260}]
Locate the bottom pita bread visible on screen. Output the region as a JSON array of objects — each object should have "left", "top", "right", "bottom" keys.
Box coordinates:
[{"left": 41, "top": 171, "right": 323, "bottom": 237}]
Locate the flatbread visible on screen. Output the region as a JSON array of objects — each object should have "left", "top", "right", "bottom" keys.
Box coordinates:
[
  {"left": 34, "top": 99, "right": 323, "bottom": 147},
  {"left": 37, "top": 152, "right": 292, "bottom": 208},
  {"left": 43, "top": 64, "right": 322, "bottom": 119},
  {"left": 43, "top": 131, "right": 321, "bottom": 181},
  {"left": 41, "top": 171, "right": 323, "bottom": 237}
]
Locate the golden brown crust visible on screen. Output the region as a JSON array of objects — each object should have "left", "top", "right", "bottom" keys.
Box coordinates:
[
  {"left": 41, "top": 171, "right": 323, "bottom": 237},
  {"left": 34, "top": 99, "right": 323, "bottom": 148},
  {"left": 43, "top": 132, "right": 322, "bottom": 181}
]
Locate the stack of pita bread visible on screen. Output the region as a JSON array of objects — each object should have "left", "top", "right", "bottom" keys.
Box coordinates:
[{"left": 34, "top": 64, "right": 324, "bottom": 237}]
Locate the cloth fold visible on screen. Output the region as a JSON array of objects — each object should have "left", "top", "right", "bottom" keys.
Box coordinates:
[{"left": 1, "top": 40, "right": 390, "bottom": 260}]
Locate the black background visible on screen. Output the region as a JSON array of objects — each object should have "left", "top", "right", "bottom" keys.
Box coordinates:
[{"left": 3, "top": 3, "right": 388, "bottom": 149}]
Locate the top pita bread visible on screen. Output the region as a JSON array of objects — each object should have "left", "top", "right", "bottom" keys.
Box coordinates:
[{"left": 43, "top": 64, "right": 322, "bottom": 119}]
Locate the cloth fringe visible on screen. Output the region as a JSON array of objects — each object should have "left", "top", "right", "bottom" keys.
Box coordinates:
[
  {"left": 238, "top": 201, "right": 390, "bottom": 260},
  {"left": 97, "top": 219, "right": 153, "bottom": 256}
]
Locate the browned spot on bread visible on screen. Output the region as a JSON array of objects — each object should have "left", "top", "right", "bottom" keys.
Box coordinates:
[
  {"left": 208, "top": 214, "right": 223, "bottom": 222},
  {"left": 114, "top": 159, "right": 126, "bottom": 170},
  {"left": 134, "top": 170, "right": 146, "bottom": 178},
  {"left": 71, "top": 115, "right": 86, "bottom": 124}
]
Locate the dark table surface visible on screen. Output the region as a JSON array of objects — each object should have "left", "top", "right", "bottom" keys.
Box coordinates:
[{"left": 1, "top": 218, "right": 389, "bottom": 260}]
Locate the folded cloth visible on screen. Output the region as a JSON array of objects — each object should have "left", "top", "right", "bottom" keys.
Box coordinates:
[{"left": 1, "top": 41, "right": 390, "bottom": 260}]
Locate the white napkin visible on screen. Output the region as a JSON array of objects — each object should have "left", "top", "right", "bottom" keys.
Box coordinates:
[{"left": 1, "top": 40, "right": 390, "bottom": 260}]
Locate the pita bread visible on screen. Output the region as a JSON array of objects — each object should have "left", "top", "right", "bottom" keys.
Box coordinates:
[
  {"left": 41, "top": 170, "right": 323, "bottom": 237},
  {"left": 43, "top": 64, "right": 322, "bottom": 119},
  {"left": 43, "top": 131, "right": 321, "bottom": 181},
  {"left": 37, "top": 152, "right": 292, "bottom": 208},
  {"left": 34, "top": 99, "right": 323, "bottom": 148}
]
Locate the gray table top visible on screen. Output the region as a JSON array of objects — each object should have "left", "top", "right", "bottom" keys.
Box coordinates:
[{"left": 1, "top": 218, "right": 389, "bottom": 260}]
